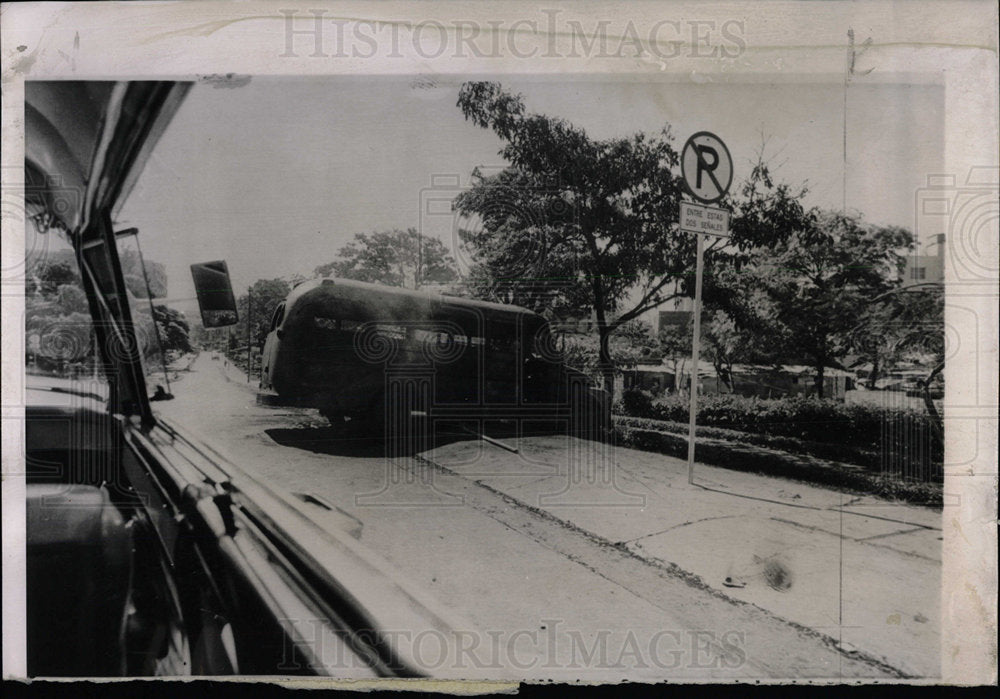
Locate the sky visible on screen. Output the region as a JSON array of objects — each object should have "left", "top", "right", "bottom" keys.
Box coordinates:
[{"left": 114, "top": 74, "right": 944, "bottom": 312}]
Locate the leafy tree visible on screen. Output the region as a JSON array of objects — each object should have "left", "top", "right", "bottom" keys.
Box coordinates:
[
  {"left": 700, "top": 308, "right": 787, "bottom": 392},
  {"left": 153, "top": 305, "right": 192, "bottom": 354},
  {"left": 25, "top": 258, "right": 96, "bottom": 374},
  {"left": 119, "top": 249, "right": 167, "bottom": 298},
  {"left": 28, "top": 260, "right": 78, "bottom": 296},
  {"left": 314, "top": 228, "right": 459, "bottom": 290},
  {"left": 702, "top": 312, "right": 741, "bottom": 390},
  {"left": 453, "top": 81, "right": 808, "bottom": 397},
  {"left": 558, "top": 320, "right": 658, "bottom": 383},
  {"left": 849, "top": 284, "right": 943, "bottom": 388},
  {"left": 732, "top": 210, "right": 913, "bottom": 397},
  {"left": 56, "top": 283, "right": 88, "bottom": 314},
  {"left": 236, "top": 278, "right": 291, "bottom": 349},
  {"left": 849, "top": 283, "right": 944, "bottom": 438},
  {"left": 654, "top": 315, "right": 692, "bottom": 387}
]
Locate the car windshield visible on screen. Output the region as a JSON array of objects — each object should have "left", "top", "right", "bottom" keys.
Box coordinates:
[{"left": 24, "top": 75, "right": 948, "bottom": 681}]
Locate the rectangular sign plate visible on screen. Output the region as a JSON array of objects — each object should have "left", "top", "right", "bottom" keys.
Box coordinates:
[{"left": 679, "top": 201, "right": 731, "bottom": 237}]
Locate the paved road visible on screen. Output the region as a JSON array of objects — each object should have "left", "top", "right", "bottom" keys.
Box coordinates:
[{"left": 153, "top": 353, "right": 941, "bottom": 680}]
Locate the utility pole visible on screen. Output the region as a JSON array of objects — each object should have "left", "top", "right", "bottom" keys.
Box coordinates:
[{"left": 246, "top": 285, "right": 252, "bottom": 382}]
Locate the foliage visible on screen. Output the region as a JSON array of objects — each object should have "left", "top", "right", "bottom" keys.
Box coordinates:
[
  {"left": 314, "top": 228, "right": 459, "bottom": 290},
  {"left": 25, "top": 247, "right": 190, "bottom": 376},
  {"left": 26, "top": 258, "right": 93, "bottom": 370},
  {"left": 613, "top": 420, "right": 942, "bottom": 505},
  {"left": 453, "top": 81, "right": 809, "bottom": 397},
  {"left": 56, "top": 283, "right": 89, "bottom": 313},
  {"left": 153, "top": 305, "right": 192, "bottom": 354},
  {"left": 614, "top": 390, "right": 941, "bottom": 459},
  {"left": 119, "top": 248, "right": 168, "bottom": 298},
  {"left": 714, "top": 210, "right": 914, "bottom": 397},
  {"left": 236, "top": 278, "right": 291, "bottom": 349},
  {"left": 558, "top": 320, "right": 657, "bottom": 381},
  {"left": 619, "top": 388, "right": 655, "bottom": 418},
  {"left": 27, "top": 260, "right": 78, "bottom": 296},
  {"left": 849, "top": 284, "right": 944, "bottom": 388},
  {"left": 614, "top": 414, "right": 940, "bottom": 479}
]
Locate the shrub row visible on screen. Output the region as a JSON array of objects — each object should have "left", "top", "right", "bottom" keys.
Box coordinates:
[
  {"left": 614, "top": 415, "right": 942, "bottom": 482},
  {"left": 614, "top": 389, "right": 942, "bottom": 461},
  {"left": 612, "top": 423, "right": 943, "bottom": 507}
]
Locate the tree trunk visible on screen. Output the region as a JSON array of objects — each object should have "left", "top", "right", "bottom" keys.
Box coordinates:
[
  {"left": 866, "top": 356, "right": 879, "bottom": 390},
  {"left": 814, "top": 362, "right": 825, "bottom": 399},
  {"left": 598, "top": 328, "right": 615, "bottom": 402},
  {"left": 921, "top": 361, "right": 945, "bottom": 445}
]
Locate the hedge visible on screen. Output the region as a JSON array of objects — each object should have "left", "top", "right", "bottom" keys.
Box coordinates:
[
  {"left": 612, "top": 423, "right": 943, "bottom": 507},
  {"left": 614, "top": 415, "right": 942, "bottom": 483},
  {"left": 614, "top": 390, "right": 943, "bottom": 463}
]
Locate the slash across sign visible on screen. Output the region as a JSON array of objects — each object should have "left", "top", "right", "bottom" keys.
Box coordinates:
[{"left": 681, "top": 131, "right": 733, "bottom": 205}]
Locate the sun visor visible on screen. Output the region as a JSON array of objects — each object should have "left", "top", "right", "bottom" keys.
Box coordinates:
[{"left": 24, "top": 81, "right": 190, "bottom": 238}]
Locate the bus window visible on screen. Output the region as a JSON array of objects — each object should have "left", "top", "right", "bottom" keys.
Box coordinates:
[
  {"left": 531, "top": 324, "right": 560, "bottom": 359},
  {"left": 270, "top": 303, "right": 285, "bottom": 331},
  {"left": 374, "top": 324, "right": 407, "bottom": 340}
]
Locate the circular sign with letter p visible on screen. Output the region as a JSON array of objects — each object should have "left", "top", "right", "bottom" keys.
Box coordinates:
[{"left": 681, "top": 131, "right": 733, "bottom": 205}]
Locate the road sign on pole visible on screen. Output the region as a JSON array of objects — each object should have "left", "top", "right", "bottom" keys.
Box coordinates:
[
  {"left": 679, "top": 132, "right": 733, "bottom": 484},
  {"left": 681, "top": 131, "right": 733, "bottom": 205}
]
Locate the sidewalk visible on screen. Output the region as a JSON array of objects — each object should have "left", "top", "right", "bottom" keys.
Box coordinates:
[{"left": 424, "top": 434, "right": 941, "bottom": 677}]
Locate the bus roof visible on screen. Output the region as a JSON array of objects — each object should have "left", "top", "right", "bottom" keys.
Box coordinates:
[{"left": 286, "top": 277, "right": 545, "bottom": 334}]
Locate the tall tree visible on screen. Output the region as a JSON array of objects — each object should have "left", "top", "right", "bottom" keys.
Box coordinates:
[
  {"left": 849, "top": 284, "right": 943, "bottom": 388},
  {"left": 656, "top": 316, "right": 694, "bottom": 391},
  {"left": 236, "top": 278, "right": 292, "bottom": 349},
  {"left": 119, "top": 248, "right": 168, "bottom": 298},
  {"left": 736, "top": 210, "right": 913, "bottom": 397},
  {"left": 153, "top": 305, "right": 193, "bottom": 354},
  {"left": 453, "top": 81, "right": 808, "bottom": 397},
  {"left": 314, "top": 228, "right": 459, "bottom": 290}
]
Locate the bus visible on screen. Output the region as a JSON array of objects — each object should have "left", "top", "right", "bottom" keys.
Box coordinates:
[{"left": 259, "top": 277, "right": 610, "bottom": 436}]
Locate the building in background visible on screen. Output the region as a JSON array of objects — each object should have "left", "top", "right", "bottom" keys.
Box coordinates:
[{"left": 901, "top": 233, "right": 945, "bottom": 287}]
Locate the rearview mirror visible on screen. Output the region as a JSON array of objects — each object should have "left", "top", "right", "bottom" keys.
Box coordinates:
[{"left": 190, "top": 260, "right": 238, "bottom": 327}]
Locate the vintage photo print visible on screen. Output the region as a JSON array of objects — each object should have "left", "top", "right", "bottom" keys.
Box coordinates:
[{"left": 2, "top": 0, "right": 996, "bottom": 689}]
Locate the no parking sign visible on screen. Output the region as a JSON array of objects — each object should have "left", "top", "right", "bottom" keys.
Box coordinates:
[
  {"left": 679, "top": 131, "right": 733, "bottom": 484},
  {"left": 681, "top": 131, "right": 733, "bottom": 204}
]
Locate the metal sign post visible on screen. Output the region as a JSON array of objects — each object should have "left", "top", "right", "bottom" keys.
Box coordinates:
[
  {"left": 678, "top": 132, "right": 733, "bottom": 484},
  {"left": 246, "top": 285, "right": 252, "bottom": 383},
  {"left": 687, "top": 232, "right": 705, "bottom": 484}
]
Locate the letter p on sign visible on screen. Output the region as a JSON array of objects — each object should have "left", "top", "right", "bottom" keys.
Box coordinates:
[{"left": 681, "top": 132, "right": 733, "bottom": 205}]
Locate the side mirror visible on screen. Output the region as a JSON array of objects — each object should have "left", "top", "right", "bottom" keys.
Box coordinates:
[{"left": 190, "top": 260, "right": 238, "bottom": 327}]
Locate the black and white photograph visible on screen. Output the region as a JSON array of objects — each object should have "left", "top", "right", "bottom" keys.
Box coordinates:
[{"left": 2, "top": 0, "right": 997, "bottom": 689}]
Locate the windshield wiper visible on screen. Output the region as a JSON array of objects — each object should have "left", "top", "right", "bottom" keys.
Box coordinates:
[{"left": 30, "top": 385, "right": 107, "bottom": 403}]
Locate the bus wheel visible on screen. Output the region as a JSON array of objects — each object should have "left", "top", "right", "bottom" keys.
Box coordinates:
[{"left": 319, "top": 408, "right": 347, "bottom": 428}]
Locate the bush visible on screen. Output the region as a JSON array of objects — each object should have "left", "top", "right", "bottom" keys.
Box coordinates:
[
  {"left": 615, "top": 392, "right": 941, "bottom": 463},
  {"left": 612, "top": 423, "right": 942, "bottom": 507},
  {"left": 613, "top": 415, "right": 942, "bottom": 481},
  {"left": 616, "top": 388, "right": 655, "bottom": 419}
]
